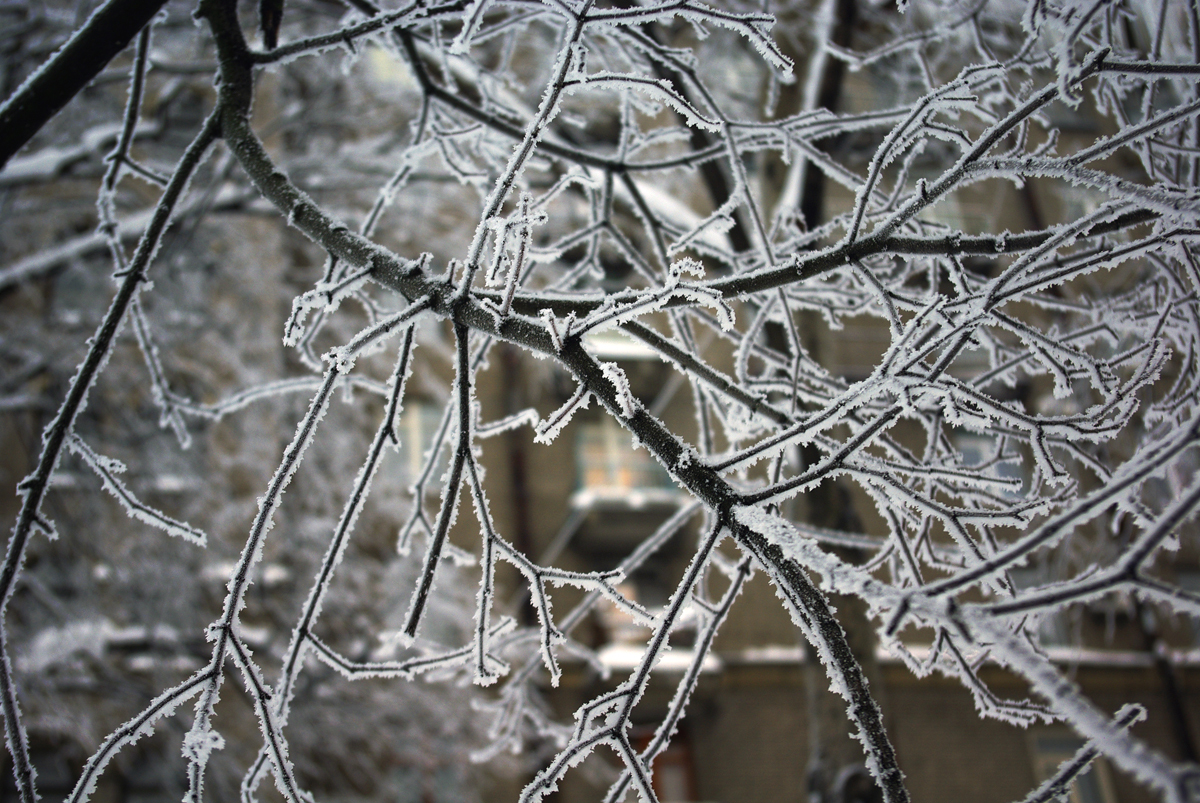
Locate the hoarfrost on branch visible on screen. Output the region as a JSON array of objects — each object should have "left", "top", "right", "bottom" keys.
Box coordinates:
[{"left": 1, "top": 0, "right": 1199, "bottom": 802}]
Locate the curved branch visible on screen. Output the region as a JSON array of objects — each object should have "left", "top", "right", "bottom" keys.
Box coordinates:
[{"left": 0, "top": 0, "right": 169, "bottom": 169}]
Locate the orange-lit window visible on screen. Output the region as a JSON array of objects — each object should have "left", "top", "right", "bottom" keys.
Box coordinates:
[{"left": 577, "top": 417, "right": 670, "bottom": 492}]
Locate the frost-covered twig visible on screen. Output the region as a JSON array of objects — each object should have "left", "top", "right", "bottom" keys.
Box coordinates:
[
  {"left": 0, "top": 112, "right": 220, "bottom": 803},
  {"left": 65, "top": 434, "right": 207, "bottom": 546}
]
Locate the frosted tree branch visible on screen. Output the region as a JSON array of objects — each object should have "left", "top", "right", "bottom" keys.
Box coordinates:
[{"left": 3, "top": 0, "right": 1200, "bottom": 801}]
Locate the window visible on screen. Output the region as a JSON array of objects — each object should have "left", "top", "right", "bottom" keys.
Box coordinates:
[
  {"left": 1011, "top": 567, "right": 1072, "bottom": 647},
  {"left": 576, "top": 416, "right": 671, "bottom": 493},
  {"left": 395, "top": 401, "right": 450, "bottom": 485},
  {"left": 953, "top": 431, "right": 1024, "bottom": 496},
  {"left": 632, "top": 727, "right": 697, "bottom": 803},
  {"left": 596, "top": 580, "right": 652, "bottom": 646},
  {"left": 1030, "top": 734, "right": 1118, "bottom": 803},
  {"left": 392, "top": 763, "right": 465, "bottom": 803},
  {"left": 593, "top": 556, "right": 696, "bottom": 650},
  {"left": 1178, "top": 570, "right": 1200, "bottom": 646}
]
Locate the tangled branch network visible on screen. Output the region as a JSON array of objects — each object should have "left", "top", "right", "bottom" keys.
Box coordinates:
[{"left": 1, "top": 0, "right": 1199, "bottom": 801}]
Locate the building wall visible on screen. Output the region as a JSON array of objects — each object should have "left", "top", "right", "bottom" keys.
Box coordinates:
[{"left": 549, "top": 653, "right": 1200, "bottom": 803}]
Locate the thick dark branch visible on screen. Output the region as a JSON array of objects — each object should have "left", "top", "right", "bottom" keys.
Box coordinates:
[
  {"left": 732, "top": 521, "right": 909, "bottom": 803},
  {"left": 486, "top": 207, "right": 1161, "bottom": 321},
  {"left": 0, "top": 0, "right": 169, "bottom": 170},
  {"left": 1100, "top": 60, "right": 1200, "bottom": 75}
]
